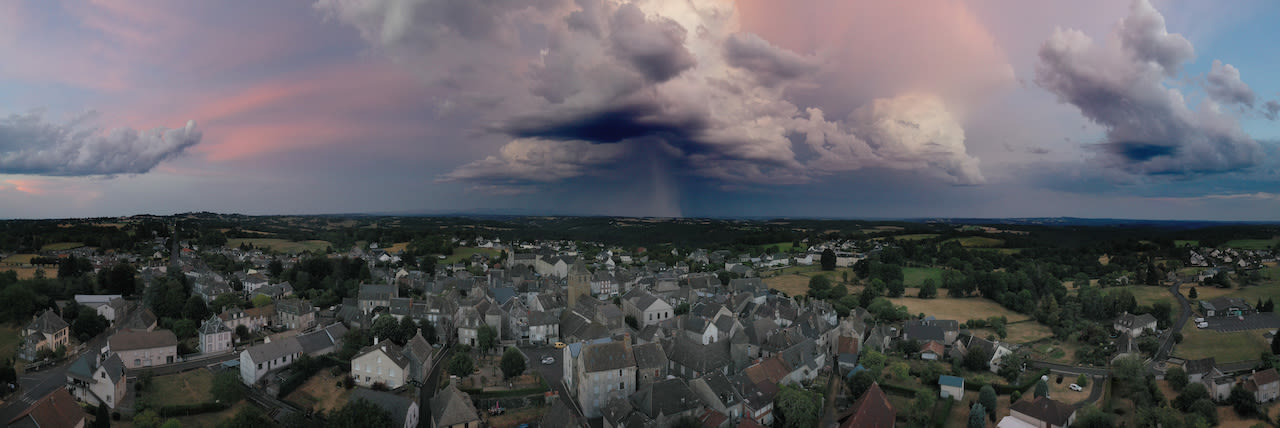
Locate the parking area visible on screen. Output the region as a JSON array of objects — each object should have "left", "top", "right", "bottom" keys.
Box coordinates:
[
  {"left": 521, "top": 346, "right": 565, "bottom": 386},
  {"left": 1205, "top": 313, "right": 1280, "bottom": 332}
]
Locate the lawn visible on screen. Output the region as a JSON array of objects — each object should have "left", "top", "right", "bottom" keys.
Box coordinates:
[
  {"left": 943, "top": 236, "right": 1005, "bottom": 248},
  {"left": 0, "top": 254, "right": 38, "bottom": 265},
  {"left": 1174, "top": 322, "right": 1270, "bottom": 363},
  {"left": 887, "top": 296, "right": 1032, "bottom": 324},
  {"left": 284, "top": 370, "right": 351, "bottom": 412},
  {"left": 756, "top": 242, "right": 796, "bottom": 253},
  {"left": 1030, "top": 340, "right": 1083, "bottom": 365},
  {"left": 1046, "top": 373, "right": 1096, "bottom": 405},
  {"left": 764, "top": 275, "right": 813, "bottom": 297},
  {"left": 441, "top": 247, "right": 502, "bottom": 265},
  {"left": 148, "top": 369, "right": 215, "bottom": 408},
  {"left": 0, "top": 325, "right": 22, "bottom": 364},
  {"left": 40, "top": 242, "right": 84, "bottom": 251},
  {"left": 1223, "top": 238, "right": 1280, "bottom": 250},
  {"left": 1099, "top": 285, "right": 1175, "bottom": 306},
  {"left": 971, "top": 321, "right": 1054, "bottom": 344},
  {"left": 225, "top": 238, "right": 332, "bottom": 254},
  {"left": 902, "top": 267, "right": 943, "bottom": 287},
  {"left": 116, "top": 401, "right": 253, "bottom": 428}
]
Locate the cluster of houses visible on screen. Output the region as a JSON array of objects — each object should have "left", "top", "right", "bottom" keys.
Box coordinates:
[{"left": 1188, "top": 247, "right": 1276, "bottom": 270}]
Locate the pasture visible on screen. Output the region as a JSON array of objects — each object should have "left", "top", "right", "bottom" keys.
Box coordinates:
[
  {"left": 1174, "top": 322, "right": 1270, "bottom": 363},
  {"left": 40, "top": 242, "right": 84, "bottom": 251},
  {"left": 890, "top": 234, "right": 940, "bottom": 241},
  {"left": 887, "top": 296, "right": 1032, "bottom": 324},
  {"left": 765, "top": 275, "right": 814, "bottom": 297},
  {"left": 943, "top": 236, "right": 1005, "bottom": 248},
  {"left": 0, "top": 254, "right": 38, "bottom": 265},
  {"left": 1223, "top": 238, "right": 1280, "bottom": 250},
  {"left": 226, "top": 238, "right": 331, "bottom": 254},
  {"left": 902, "top": 267, "right": 943, "bottom": 287}
]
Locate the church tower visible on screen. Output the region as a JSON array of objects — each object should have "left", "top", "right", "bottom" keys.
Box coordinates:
[{"left": 567, "top": 258, "right": 591, "bottom": 309}]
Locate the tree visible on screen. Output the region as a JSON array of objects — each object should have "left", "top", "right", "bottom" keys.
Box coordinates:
[
  {"left": 477, "top": 324, "right": 499, "bottom": 354},
  {"left": 1189, "top": 399, "right": 1218, "bottom": 425},
  {"left": 820, "top": 249, "right": 836, "bottom": 271},
  {"left": 217, "top": 406, "right": 273, "bottom": 428},
  {"left": 501, "top": 346, "right": 526, "bottom": 379},
  {"left": 1188, "top": 287, "right": 1197, "bottom": 299},
  {"left": 1071, "top": 406, "right": 1114, "bottom": 428},
  {"left": 979, "top": 385, "right": 997, "bottom": 421},
  {"left": 211, "top": 371, "right": 244, "bottom": 404},
  {"left": 1272, "top": 333, "right": 1280, "bottom": 355},
  {"left": 625, "top": 315, "right": 638, "bottom": 330},
  {"left": 1076, "top": 374, "right": 1089, "bottom": 388},
  {"left": 776, "top": 384, "right": 822, "bottom": 428},
  {"left": 133, "top": 410, "right": 162, "bottom": 428},
  {"left": 846, "top": 371, "right": 876, "bottom": 398},
  {"left": 860, "top": 349, "right": 887, "bottom": 374},
  {"left": 675, "top": 302, "right": 690, "bottom": 315},
  {"left": 398, "top": 316, "right": 419, "bottom": 344},
  {"left": 886, "top": 280, "right": 905, "bottom": 298},
  {"left": 209, "top": 294, "right": 245, "bottom": 315},
  {"left": 918, "top": 279, "right": 938, "bottom": 299},
  {"left": 93, "top": 403, "right": 111, "bottom": 428},
  {"left": 418, "top": 319, "right": 438, "bottom": 345},
  {"left": 1034, "top": 379, "right": 1049, "bottom": 398},
  {"left": 807, "top": 275, "right": 831, "bottom": 299},
  {"left": 72, "top": 307, "right": 108, "bottom": 342},
  {"left": 963, "top": 346, "right": 992, "bottom": 372},
  {"left": 160, "top": 420, "right": 181, "bottom": 428},
  {"left": 1166, "top": 366, "right": 1188, "bottom": 390},
  {"left": 328, "top": 398, "right": 393, "bottom": 428},
  {"left": 267, "top": 260, "right": 284, "bottom": 279},
  {"left": 172, "top": 319, "right": 198, "bottom": 339},
  {"left": 907, "top": 390, "right": 936, "bottom": 426},
  {"left": 1228, "top": 384, "right": 1261, "bottom": 419},
  {"left": 99, "top": 263, "right": 137, "bottom": 295},
  {"left": 250, "top": 294, "right": 271, "bottom": 308},
  {"left": 968, "top": 403, "right": 987, "bottom": 428},
  {"left": 234, "top": 325, "right": 249, "bottom": 341},
  {"left": 183, "top": 296, "right": 209, "bottom": 321},
  {"left": 446, "top": 353, "right": 475, "bottom": 377},
  {"left": 371, "top": 315, "right": 405, "bottom": 345}
]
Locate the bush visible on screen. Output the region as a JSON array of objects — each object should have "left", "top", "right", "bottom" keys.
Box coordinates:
[{"left": 371, "top": 382, "right": 389, "bottom": 391}]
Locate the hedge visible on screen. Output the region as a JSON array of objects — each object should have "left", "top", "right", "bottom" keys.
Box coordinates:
[
  {"left": 933, "top": 398, "right": 955, "bottom": 428},
  {"left": 878, "top": 382, "right": 923, "bottom": 396},
  {"left": 157, "top": 401, "right": 230, "bottom": 418},
  {"left": 963, "top": 369, "right": 1049, "bottom": 395}
]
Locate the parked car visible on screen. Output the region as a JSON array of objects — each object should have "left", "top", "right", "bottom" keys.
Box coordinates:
[
  {"left": 542, "top": 356, "right": 555, "bottom": 365},
  {"left": 1069, "top": 384, "right": 1083, "bottom": 392},
  {"left": 1194, "top": 317, "right": 1205, "bottom": 323},
  {"left": 1196, "top": 322, "right": 1209, "bottom": 328},
  {"left": 554, "top": 341, "right": 567, "bottom": 349}
]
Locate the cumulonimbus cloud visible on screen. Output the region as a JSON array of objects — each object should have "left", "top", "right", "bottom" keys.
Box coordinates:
[
  {"left": 1035, "top": 0, "right": 1263, "bottom": 176},
  {"left": 317, "top": 0, "right": 998, "bottom": 192},
  {"left": 0, "top": 110, "right": 201, "bottom": 176}
]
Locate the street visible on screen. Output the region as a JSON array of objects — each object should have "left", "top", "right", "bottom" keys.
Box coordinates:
[
  {"left": 419, "top": 344, "right": 452, "bottom": 428},
  {"left": 520, "top": 345, "right": 587, "bottom": 421},
  {"left": 0, "top": 357, "right": 74, "bottom": 423}
]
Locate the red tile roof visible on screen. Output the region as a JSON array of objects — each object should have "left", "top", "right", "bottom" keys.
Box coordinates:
[
  {"left": 9, "top": 388, "right": 85, "bottom": 427},
  {"left": 920, "top": 340, "right": 945, "bottom": 356},
  {"left": 736, "top": 418, "right": 768, "bottom": 428},
  {"left": 841, "top": 382, "right": 895, "bottom": 428},
  {"left": 699, "top": 409, "right": 728, "bottom": 428},
  {"left": 744, "top": 356, "right": 790, "bottom": 385},
  {"left": 837, "top": 336, "right": 860, "bottom": 355}
]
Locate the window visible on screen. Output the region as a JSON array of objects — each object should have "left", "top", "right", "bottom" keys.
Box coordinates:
[
  {"left": 619, "top": 382, "right": 624, "bottom": 390},
  {"left": 257, "top": 363, "right": 262, "bottom": 370},
  {"left": 354, "top": 363, "right": 361, "bottom": 371}
]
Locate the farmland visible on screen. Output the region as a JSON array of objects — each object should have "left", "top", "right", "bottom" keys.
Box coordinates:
[
  {"left": 902, "top": 267, "right": 943, "bottom": 287},
  {"left": 39, "top": 242, "right": 84, "bottom": 251},
  {"left": 887, "top": 296, "right": 1032, "bottom": 324},
  {"left": 765, "top": 275, "right": 814, "bottom": 297},
  {"left": 1222, "top": 237, "right": 1280, "bottom": 250},
  {"left": 943, "top": 236, "right": 1005, "bottom": 248},
  {"left": 226, "top": 238, "right": 332, "bottom": 254},
  {"left": 0, "top": 254, "right": 38, "bottom": 265}
]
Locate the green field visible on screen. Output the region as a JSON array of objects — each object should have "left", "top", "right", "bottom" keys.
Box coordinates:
[
  {"left": 1174, "top": 240, "right": 1200, "bottom": 248},
  {"left": 892, "top": 234, "right": 940, "bottom": 241},
  {"left": 441, "top": 247, "right": 502, "bottom": 264},
  {"left": 40, "top": 242, "right": 84, "bottom": 251},
  {"left": 0, "top": 325, "right": 22, "bottom": 364},
  {"left": 1223, "top": 238, "right": 1280, "bottom": 250},
  {"left": 944, "top": 236, "right": 1005, "bottom": 248},
  {"left": 903, "top": 267, "right": 943, "bottom": 287},
  {"left": 226, "top": 238, "right": 331, "bottom": 254},
  {"left": 149, "top": 369, "right": 214, "bottom": 407},
  {"left": 1174, "top": 322, "right": 1270, "bottom": 363},
  {"left": 972, "top": 248, "right": 1024, "bottom": 255},
  {"left": 756, "top": 242, "right": 796, "bottom": 253},
  {"left": 1099, "top": 285, "right": 1175, "bottom": 306},
  {"left": 0, "top": 254, "right": 38, "bottom": 265}
]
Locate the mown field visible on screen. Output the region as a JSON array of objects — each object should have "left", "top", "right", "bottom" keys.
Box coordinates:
[
  {"left": 1097, "top": 285, "right": 1175, "bottom": 307},
  {"left": 1174, "top": 322, "right": 1270, "bottom": 363},
  {"left": 902, "top": 267, "right": 943, "bottom": 287},
  {"left": 226, "top": 238, "right": 332, "bottom": 253},
  {"left": 1223, "top": 237, "right": 1280, "bottom": 250},
  {"left": 0, "top": 325, "right": 22, "bottom": 364},
  {"left": 149, "top": 369, "right": 214, "bottom": 407},
  {"left": 40, "top": 242, "right": 84, "bottom": 251},
  {"left": 0, "top": 254, "right": 38, "bottom": 265},
  {"left": 887, "top": 296, "right": 1032, "bottom": 324}
]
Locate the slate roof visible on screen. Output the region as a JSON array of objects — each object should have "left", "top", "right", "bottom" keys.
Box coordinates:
[
  {"left": 729, "top": 374, "right": 777, "bottom": 411},
  {"left": 841, "top": 383, "right": 895, "bottom": 428},
  {"left": 358, "top": 283, "right": 398, "bottom": 301},
  {"left": 1115, "top": 312, "right": 1157, "bottom": 329},
  {"left": 350, "top": 388, "right": 415, "bottom": 428},
  {"left": 698, "top": 372, "right": 740, "bottom": 407},
  {"left": 244, "top": 336, "right": 302, "bottom": 363},
  {"left": 1184, "top": 357, "right": 1217, "bottom": 375},
  {"left": 903, "top": 324, "right": 945, "bottom": 343},
  {"left": 199, "top": 315, "right": 230, "bottom": 335},
  {"left": 632, "top": 342, "right": 667, "bottom": 370},
  {"left": 296, "top": 323, "right": 347, "bottom": 354},
  {"left": 431, "top": 384, "right": 480, "bottom": 427},
  {"left": 581, "top": 341, "right": 635, "bottom": 372},
  {"left": 1203, "top": 297, "right": 1250, "bottom": 312},
  {"left": 356, "top": 343, "right": 410, "bottom": 370},
  {"left": 109, "top": 329, "right": 178, "bottom": 351},
  {"left": 1010, "top": 396, "right": 1075, "bottom": 427},
  {"left": 403, "top": 330, "right": 432, "bottom": 363},
  {"left": 528, "top": 311, "right": 558, "bottom": 326},
  {"left": 666, "top": 335, "right": 732, "bottom": 375},
  {"left": 26, "top": 310, "right": 68, "bottom": 335},
  {"left": 728, "top": 278, "right": 765, "bottom": 294},
  {"left": 8, "top": 388, "right": 85, "bottom": 428},
  {"left": 630, "top": 378, "right": 703, "bottom": 419}
]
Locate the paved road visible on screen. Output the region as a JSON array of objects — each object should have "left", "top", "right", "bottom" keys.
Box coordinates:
[
  {"left": 1029, "top": 361, "right": 1110, "bottom": 377},
  {"left": 0, "top": 362, "right": 73, "bottom": 423},
  {"left": 419, "top": 344, "right": 451, "bottom": 427},
  {"left": 818, "top": 365, "right": 840, "bottom": 428},
  {"left": 1153, "top": 282, "right": 1193, "bottom": 362},
  {"left": 1205, "top": 313, "right": 1280, "bottom": 332},
  {"left": 521, "top": 345, "right": 586, "bottom": 420},
  {"left": 1073, "top": 376, "right": 1107, "bottom": 409}
]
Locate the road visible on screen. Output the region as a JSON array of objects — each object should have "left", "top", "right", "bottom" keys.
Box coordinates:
[
  {"left": 1153, "top": 282, "right": 1193, "bottom": 362},
  {"left": 1029, "top": 361, "right": 1110, "bottom": 377},
  {"left": 419, "top": 344, "right": 452, "bottom": 427},
  {"left": 0, "top": 362, "right": 73, "bottom": 423},
  {"left": 818, "top": 365, "right": 840, "bottom": 428}
]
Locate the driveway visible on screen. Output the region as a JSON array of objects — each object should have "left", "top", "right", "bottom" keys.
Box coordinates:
[{"left": 1205, "top": 313, "right": 1280, "bottom": 332}]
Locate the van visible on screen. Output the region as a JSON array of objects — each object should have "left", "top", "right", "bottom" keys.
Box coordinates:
[
  {"left": 1196, "top": 322, "right": 1208, "bottom": 328},
  {"left": 1194, "top": 317, "right": 1204, "bottom": 323}
]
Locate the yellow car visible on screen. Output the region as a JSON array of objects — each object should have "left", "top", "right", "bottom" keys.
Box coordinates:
[{"left": 553, "top": 341, "right": 567, "bottom": 349}]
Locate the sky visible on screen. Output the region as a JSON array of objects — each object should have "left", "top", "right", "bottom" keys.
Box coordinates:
[{"left": 1, "top": 0, "right": 1279, "bottom": 220}]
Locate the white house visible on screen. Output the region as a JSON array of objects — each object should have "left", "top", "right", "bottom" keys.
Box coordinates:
[
  {"left": 239, "top": 336, "right": 303, "bottom": 385},
  {"left": 198, "top": 315, "right": 234, "bottom": 355},
  {"left": 623, "top": 291, "right": 674, "bottom": 328},
  {"left": 107, "top": 330, "right": 178, "bottom": 369},
  {"left": 74, "top": 295, "right": 126, "bottom": 322},
  {"left": 65, "top": 353, "right": 126, "bottom": 409},
  {"left": 351, "top": 341, "right": 411, "bottom": 389}
]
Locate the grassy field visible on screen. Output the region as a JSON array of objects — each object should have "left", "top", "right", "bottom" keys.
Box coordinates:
[
  {"left": 765, "top": 275, "right": 813, "bottom": 297},
  {"left": 226, "top": 238, "right": 331, "bottom": 254},
  {"left": 0, "top": 325, "right": 22, "bottom": 364},
  {"left": 1099, "top": 285, "right": 1175, "bottom": 306},
  {"left": 1, "top": 266, "right": 57, "bottom": 280},
  {"left": 385, "top": 242, "right": 410, "bottom": 254},
  {"left": 971, "top": 321, "right": 1054, "bottom": 344},
  {"left": 284, "top": 371, "right": 351, "bottom": 412},
  {"left": 902, "top": 267, "right": 943, "bottom": 287},
  {"left": 116, "top": 401, "right": 252, "bottom": 428},
  {"left": 1223, "top": 238, "right": 1280, "bottom": 250},
  {"left": 441, "top": 247, "right": 502, "bottom": 264},
  {"left": 39, "top": 242, "right": 84, "bottom": 251},
  {"left": 943, "top": 236, "right": 1005, "bottom": 248},
  {"left": 1174, "top": 322, "right": 1270, "bottom": 363},
  {"left": 891, "top": 234, "right": 940, "bottom": 241},
  {"left": 972, "top": 248, "right": 1024, "bottom": 255},
  {"left": 0, "top": 254, "right": 38, "bottom": 265},
  {"left": 149, "top": 369, "right": 215, "bottom": 407},
  {"left": 887, "top": 296, "right": 1032, "bottom": 324}
]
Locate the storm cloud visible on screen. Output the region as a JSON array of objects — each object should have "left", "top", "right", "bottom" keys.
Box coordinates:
[
  {"left": 1035, "top": 0, "right": 1263, "bottom": 176},
  {"left": 0, "top": 111, "right": 201, "bottom": 176},
  {"left": 318, "top": 0, "right": 994, "bottom": 192}
]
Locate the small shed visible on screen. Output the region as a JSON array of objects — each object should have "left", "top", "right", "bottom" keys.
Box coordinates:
[{"left": 939, "top": 375, "right": 965, "bottom": 401}]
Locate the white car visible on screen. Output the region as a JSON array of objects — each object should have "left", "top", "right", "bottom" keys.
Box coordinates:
[
  {"left": 1069, "top": 384, "right": 1083, "bottom": 392},
  {"left": 1197, "top": 322, "right": 1209, "bottom": 328},
  {"left": 542, "top": 356, "right": 555, "bottom": 365}
]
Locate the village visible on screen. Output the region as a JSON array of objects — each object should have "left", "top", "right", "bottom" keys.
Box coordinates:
[{"left": 0, "top": 219, "right": 1278, "bottom": 428}]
